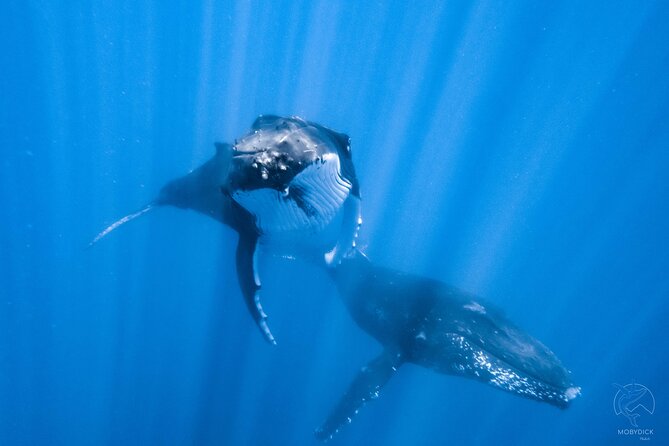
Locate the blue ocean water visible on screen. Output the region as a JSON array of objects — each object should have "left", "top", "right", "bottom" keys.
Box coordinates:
[{"left": 2, "top": 1, "right": 668, "bottom": 445}]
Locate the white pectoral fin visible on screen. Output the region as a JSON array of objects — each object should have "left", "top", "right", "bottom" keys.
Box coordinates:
[
  {"left": 315, "top": 349, "right": 402, "bottom": 441},
  {"left": 236, "top": 230, "right": 276, "bottom": 345},
  {"left": 324, "top": 195, "right": 362, "bottom": 267}
]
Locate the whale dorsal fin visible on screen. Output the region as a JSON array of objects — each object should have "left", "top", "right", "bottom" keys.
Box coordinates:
[{"left": 315, "top": 349, "right": 403, "bottom": 441}]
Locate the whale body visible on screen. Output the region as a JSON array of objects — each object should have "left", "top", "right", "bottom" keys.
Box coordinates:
[
  {"left": 90, "top": 115, "right": 361, "bottom": 344},
  {"left": 316, "top": 250, "right": 580, "bottom": 440}
]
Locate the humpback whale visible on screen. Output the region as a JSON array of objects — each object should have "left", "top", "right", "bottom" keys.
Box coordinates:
[
  {"left": 90, "top": 115, "right": 361, "bottom": 344},
  {"left": 90, "top": 115, "right": 579, "bottom": 441},
  {"left": 315, "top": 249, "right": 580, "bottom": 440}
]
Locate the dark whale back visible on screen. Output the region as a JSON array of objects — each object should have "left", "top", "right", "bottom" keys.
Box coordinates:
[{"left": 331, "top": 250, "right": 574, "bottom": 391}]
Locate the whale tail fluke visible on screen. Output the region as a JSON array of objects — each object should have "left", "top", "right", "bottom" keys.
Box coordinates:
[{"left": 88, "top": 203, "right": 156, "bottom": 248}]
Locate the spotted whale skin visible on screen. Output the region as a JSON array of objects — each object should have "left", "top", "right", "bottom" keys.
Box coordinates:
[{"left": 316, "top": 249, "right": 580, "bottom": 441}]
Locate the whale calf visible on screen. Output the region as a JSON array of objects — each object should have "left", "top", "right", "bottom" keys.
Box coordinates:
[
  {"left": 90, "top": 115, "right": 360, "bottom": 344},
  {"left": 316, "top": 249, "right": 580, "bottom": 440}
]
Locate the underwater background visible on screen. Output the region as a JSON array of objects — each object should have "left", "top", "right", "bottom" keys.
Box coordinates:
[{"left": 2, "top": 1, "right": 668, "bottom": 445}]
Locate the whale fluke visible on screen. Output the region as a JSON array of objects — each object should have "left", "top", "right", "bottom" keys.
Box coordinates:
[{"left": 88, "top": 203, "right": 156, "bottom": 248}]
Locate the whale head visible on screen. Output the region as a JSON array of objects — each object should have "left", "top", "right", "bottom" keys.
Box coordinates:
[
  {"left": 226, "top": 116, "right": 354, "bottom": 193},
  {"left": 226, "top": 116, "right": 359, "bottom": 238}
]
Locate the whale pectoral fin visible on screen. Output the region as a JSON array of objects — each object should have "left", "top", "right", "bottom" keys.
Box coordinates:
[
  {"left": 88, "top": 203, "right": 156, "bottom": 247},
  {"left": 235, "top": 230, "right": 276, "bottom": 345},
  {"left": 315, "top": 349, "right": 402, "bottom": 441},
  {"left": 324, "top": 195, "right": 362, "bottom": 266}
]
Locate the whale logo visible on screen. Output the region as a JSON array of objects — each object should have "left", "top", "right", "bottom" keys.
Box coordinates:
[{"left": 613, "top": 383, "right": 655, "bottom": 427}]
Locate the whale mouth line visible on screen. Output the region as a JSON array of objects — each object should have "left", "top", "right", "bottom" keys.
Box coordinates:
[{"left": 231, "top": 148, "right": 260, "bottom": 156}]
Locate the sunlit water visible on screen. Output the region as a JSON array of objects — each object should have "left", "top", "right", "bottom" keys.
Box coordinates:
[{"left": 2, "top": 1, "right": 668, "bottom": 445}]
